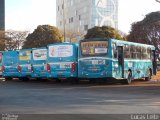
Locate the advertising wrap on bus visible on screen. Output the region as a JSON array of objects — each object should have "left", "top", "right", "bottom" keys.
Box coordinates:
[
  {"left": 33, "top": 49, "right": 47, "bottom": 60},
  {"left": 32, "top": 48, "right": 47, "bottom": 78},
  {"left": 2, "top": 51, "right": 19, "bottom": 80},
  {"left": 18, "top": 49, "right": 32, "bottom": 80},
  {"left": 78, "top": 38, "right": 156, "bottom": 84},
  {"left": 49, "top": 45, "right": 73, "bottom": 58},
  {"left": 19, "top": 50, "right": 31, "bottom": 61},
  {"left": 47, "top": 43, "right": 78, "bottom": 81}
]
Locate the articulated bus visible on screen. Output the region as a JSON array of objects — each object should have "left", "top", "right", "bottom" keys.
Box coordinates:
[
  {"left": 47, "top": 43, "right": 78, "bottom": 82},
  {"left": 78, "top": 38, "right": 156, "bottom": 84},
  {"left": 32, "top": 47, "right": 47, "bottom": 79},
  {"left": 18, "top": 49, "right": 32, "bottom": 81}
]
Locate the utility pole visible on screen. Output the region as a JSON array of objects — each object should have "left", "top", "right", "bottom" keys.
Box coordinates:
[
  {"left": 155, "top": 0, "right": 160, "bottom": 3},
  {"left": 63, "top": 0, "right": 66, "bottom": 42}
]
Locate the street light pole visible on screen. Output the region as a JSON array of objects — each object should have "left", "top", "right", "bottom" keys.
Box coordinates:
[{"left": 63, "top": 0, "right": 66, "bottom": 42}]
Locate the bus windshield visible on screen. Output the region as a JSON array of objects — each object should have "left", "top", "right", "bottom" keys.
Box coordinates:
[
  {"left": 49, "top": 45, "right": 73, "bottom": 58},
  {"left": 80, "top": 41, "right": 108, "bottom": 57}
]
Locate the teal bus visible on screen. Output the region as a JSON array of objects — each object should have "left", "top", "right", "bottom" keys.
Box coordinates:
[
  {"left": 18, "top": 49, "right": 32, "bottom": 81},
  {"left": 31, "top": 47, "right": 47, "bottom": 79},
  {"left": 78, "top": 38, "right": 157, "bottom": 84},
  {"left": 47, "top": 43, "right": 78, "bottom": 82}
]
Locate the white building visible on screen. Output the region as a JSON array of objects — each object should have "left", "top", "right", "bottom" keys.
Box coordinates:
[{"left": 56, "top": 0, "right": 118, "bottom": 42}]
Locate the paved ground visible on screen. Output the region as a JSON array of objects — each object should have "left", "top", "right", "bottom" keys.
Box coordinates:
[{"left": 0, "top": 79, "right": 160, "bottom": 119}]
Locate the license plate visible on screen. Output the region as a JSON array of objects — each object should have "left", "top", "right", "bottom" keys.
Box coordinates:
[
  {"left": 60, "top": 63, "right": 71, "bottom": 69},
  {"left": 92, "top": 60, "right": 105, "bottom": 65}
]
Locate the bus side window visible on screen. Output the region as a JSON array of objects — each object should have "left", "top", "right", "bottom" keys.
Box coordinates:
[
  {"left": 131, "top": 45, "right": 136, "bottom": 59},
  {"left": 147, "top": 47, "right": 151, "bottom": 59},
  {"left": 141, "top": 47, "right": 147, "bottom": 59},
  {"left": 136, "top": 46, "right": 141, "bottom": 59},
  {"left": 124, "top": 44, "right": 130, "bottom": 59}
]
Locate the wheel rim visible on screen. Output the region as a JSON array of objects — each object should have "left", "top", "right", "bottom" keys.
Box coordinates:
[
  {"left": 127, "top": 72, "right": 132, "bottom": 84},
  {"left": 148, "top": 71, "right": 151, "bottom": 80}
]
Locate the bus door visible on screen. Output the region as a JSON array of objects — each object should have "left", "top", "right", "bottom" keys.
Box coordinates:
[
  {"left": 118, "top": 46, "right": 124, "bottom": 78},
  {"left": 152, "top": 50, "right": 157, "bottom": 75}
]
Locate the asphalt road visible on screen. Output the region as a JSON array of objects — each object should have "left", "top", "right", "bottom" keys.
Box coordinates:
[{"left": 0, "top": 79, "right": 160, "bottom": 119}]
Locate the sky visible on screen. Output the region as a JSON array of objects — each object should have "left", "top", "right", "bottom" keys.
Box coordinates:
[{"left": 5, "top": 0, "right": 160, "bottom": 34}]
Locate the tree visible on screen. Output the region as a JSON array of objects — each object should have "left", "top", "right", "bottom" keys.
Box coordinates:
[
  {"left": 5, "top": 30, "right": 28, "bottom": 50},
  {"left": 0, "top": 30, "right": 5, "bottom": 51},
  {"left": 128, "top": 11, "right": 160, "bottom": 52},
  {"left": 84, "top": 26, "right": 124, "bottom": 40},
  {"left": 23, "top": 25, "right": 63, "bottom": 49},
  {"left": 65, "top": 30, "right": 84, "bottom": 43},
  {"left": 156, "top": 0, "right": 160, "bottom": 3}
]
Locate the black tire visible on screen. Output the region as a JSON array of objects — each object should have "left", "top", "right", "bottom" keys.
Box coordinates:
[
  {"left": 70, "top": 78, "right": 79, "bottom": 84},
  {"left": 55, "top": 79, "right": 61, "bottom": 83},
  {"left": 5, "top": 77, "right": 12, "bottom": 81},
  {"left": 19, "top": 77, "right": 29, "bottom": 81},
  {"left": 145, "top": 69, "right": 152, "bottom": 81},
  {"left": 122, "top": 71, "right": 132, "bottom": 85}
]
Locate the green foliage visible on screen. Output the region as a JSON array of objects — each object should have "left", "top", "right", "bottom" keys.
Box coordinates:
[
  {"left": 84, "top": 26, "right": 124, "bottom": 40},
  {"left": 128, "top": 11, "right": 160, "bottom": 52},
  {"left": 23, "top": 25, "right": 63, "bottom": 49}
]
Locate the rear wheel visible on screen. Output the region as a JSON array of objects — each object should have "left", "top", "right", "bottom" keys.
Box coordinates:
[
  {"left": 70, "top": 78, "right": 79, "bottom": 84},
  {"left": 145, "top": 69, "right": 152, "bottom": 81},
  {"left": 5, "top": 77, "right": 12, "bottom": 81},
  {"left": 19, "top": 77, "right": 29, "bottom": 81},
  {"left": 122, "top": 71, "right": 132, "bottom": 84}
]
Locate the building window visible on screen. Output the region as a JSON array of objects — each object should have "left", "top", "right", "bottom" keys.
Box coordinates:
[
  {"left": 71, "top": 0, "right": 73, "bottom": 6},
  {"left": 79, "top": 15, "right": 81, "bottom": 20},
  {"left": 60, "top": 21, "right": 62, "bottom": 26},
  {"left": 84, "top": 25, "right": 88, "bottom": 31},
  {"left": 58, "top": 6, "right": 59, "bottom": 11},
  {"left": 71, "top": 17, "right": 73, "bottom": 23},
  {"left": 62, "top": 4, "right": 64, "bottom": 9},
  {"left": 75, "top": 10, "right": 78, "bottom": 16}
]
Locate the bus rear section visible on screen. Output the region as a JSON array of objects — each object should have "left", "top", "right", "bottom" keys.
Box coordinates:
[
  {"left": 32, "top": 48, "right": 47, "bottom": 79},
  {"left": 0, "top": 52, "right": 3, "bottom": 77},
  {"left": 47, "top": 43, "right": 78, "bottom": 81},
  {"left": 2, "top": 51, "right": 19, "bottom": 80},
  {"left": 78, "top": 39, "right": 112, "bottom": 80},
  {"left": 18, "top": 49, "right": 32, "bottom": 81}
]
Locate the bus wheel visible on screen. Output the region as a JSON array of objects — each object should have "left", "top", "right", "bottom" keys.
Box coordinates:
[
  {"left": 145, "top": 69, "right": 152, "bottom": 81},
  {"left": 19, "top": 77, "right": 29, "bottom": 81},
  {"left": 70, "top": 78, "right": 79, "bottom": 84},
  {"left": 122, "top": 71, "right": 132, "bottom": 84},
  {"left": 5, "top": 77, "right": 12, "bottom": 81}
]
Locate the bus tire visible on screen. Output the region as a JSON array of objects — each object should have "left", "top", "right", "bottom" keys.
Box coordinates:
[
  {"left": 19, "top": 77, "right": 29, "bottom": 82},
  {"left": 70, "top": 78, "right": 79, "bottom": 84},
  {"left": 145, "top": 69, "right": 152, "bottom": 81},
  {"left": 122, "top": 71, "right": 132, "bottom": 84},
  {"left": 5, "top": 77, "right": 12, "bottom": 81}
]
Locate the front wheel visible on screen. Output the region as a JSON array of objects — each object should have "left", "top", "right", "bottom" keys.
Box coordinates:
[
  {"left": 19, "top": 77, "right": 29, "bottom": 81},
  {"left": 145, "top": 69, "right": 152, "bottom": 81},
  {"left": 5, "top": 77, "right": 12, "bottom": 81},
  {"left": 121, "top": 71, "right": 132, "bottom": 85}
]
